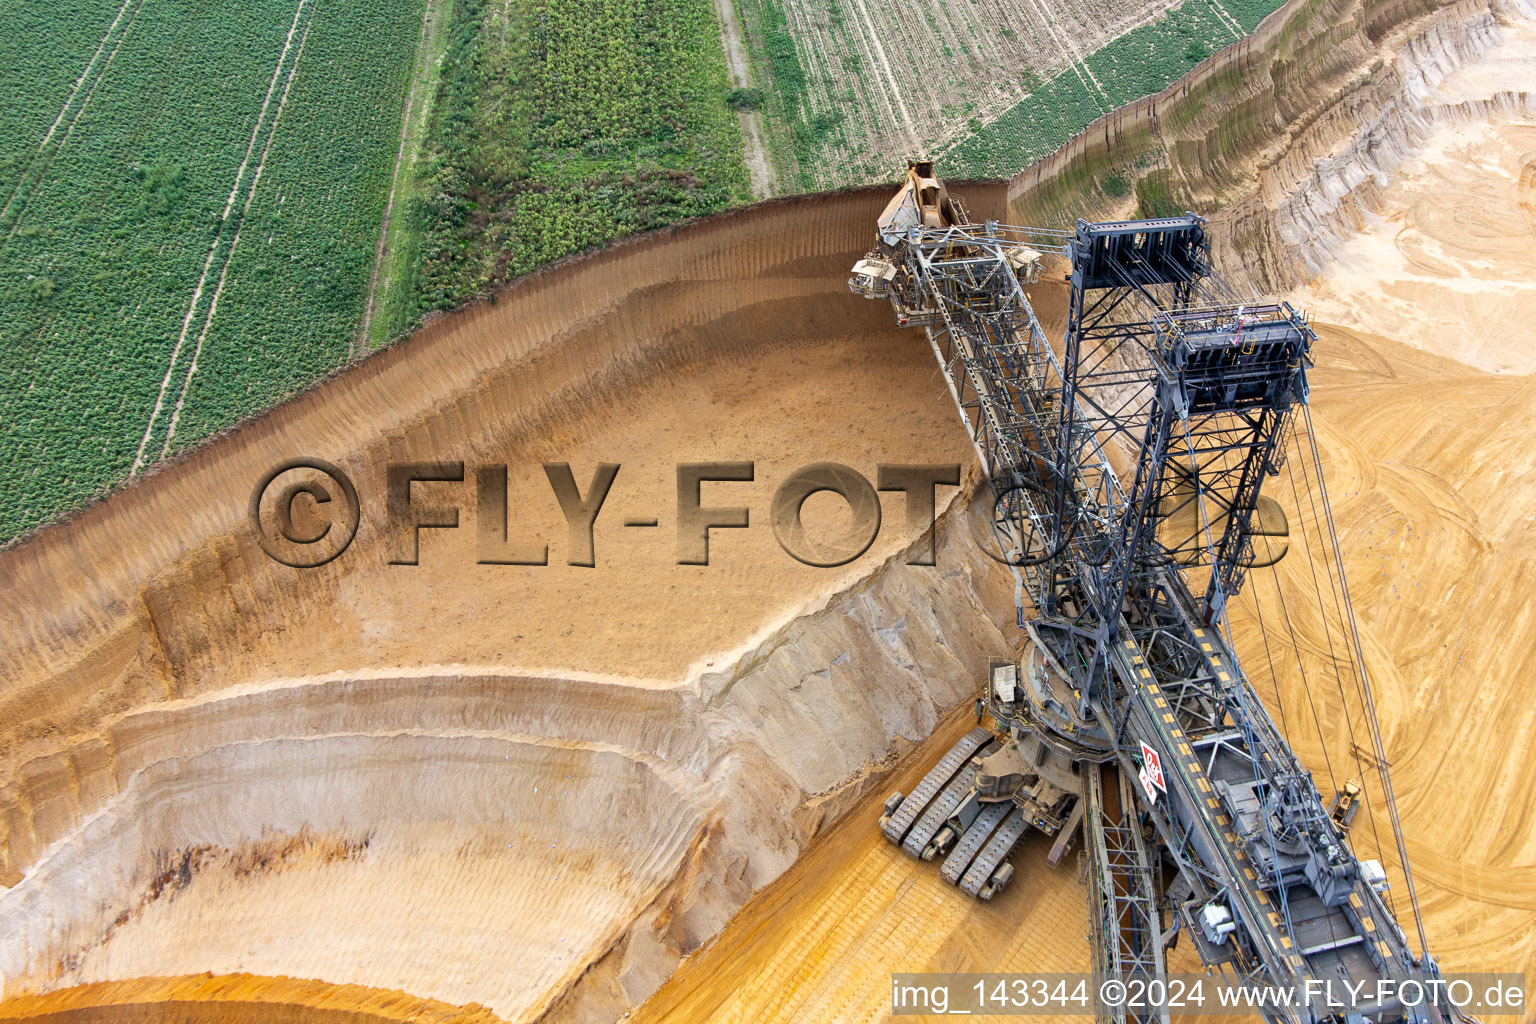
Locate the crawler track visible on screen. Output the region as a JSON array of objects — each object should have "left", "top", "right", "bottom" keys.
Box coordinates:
[
  {"left": 879, "top": 726, "right": 993, "bottom": 845},
  {"left": 959, "top": 807, "right": 1030, "bottom": 898},
  {"left": 938, "top": 799, "right": 1012, "bottom": 884}
]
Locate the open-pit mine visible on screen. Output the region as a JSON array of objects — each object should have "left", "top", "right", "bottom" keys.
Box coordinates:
[{"left": 1, "top": 0, "right": 1533, "bottom": 1020}]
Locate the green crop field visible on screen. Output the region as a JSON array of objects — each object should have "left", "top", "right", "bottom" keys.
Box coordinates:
[
  {"left": 0, "top": 0, "right": 426, "bottom": 541},
  {"left": 0, "top": 0, "right": 749, "bottom": 544},
  {"left": 411, "top": 0, "right": 750, "bottom": 313},
  {"left": 942, "top": 0, "right": 1287, "bottom": 181}
]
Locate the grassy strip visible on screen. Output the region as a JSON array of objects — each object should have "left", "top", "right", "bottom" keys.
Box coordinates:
[
  {"left": 943, "top": 0, "right": 1287, "bottom": 182},
  {"left": 729, "top": 0, "right": 847, "bottom": 192},
  {"left": 362, "top": 0, "right": 456, "bottom": 350},
  {"left": 410, "top": 0, "right": 751, "bottom": 314}
]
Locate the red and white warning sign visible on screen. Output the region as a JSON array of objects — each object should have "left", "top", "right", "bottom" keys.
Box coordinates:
[
  {"left": 1140, "top": 742, "right": 1166, "bottom": 792},
  {"left": 1138, "top": 764, "right": 1159, "bottom": 805}
]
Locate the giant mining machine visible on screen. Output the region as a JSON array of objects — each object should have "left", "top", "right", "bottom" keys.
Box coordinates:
[{"left": 850, "top": 162, "right": 1464, "bottom": 1023}]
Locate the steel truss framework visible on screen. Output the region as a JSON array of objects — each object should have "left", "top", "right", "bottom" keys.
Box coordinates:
[
  {"left": 869, "top": 214, "right": 1461, "bottom": 1024},
  {"left": 1085, "top": 762, "right": 1167, "bottom": 1024}
]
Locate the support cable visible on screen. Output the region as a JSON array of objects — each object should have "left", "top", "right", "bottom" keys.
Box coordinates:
[
  {"left": 1282, "top": 418, "right": 1396, "bottom": 913},
  {"left": 1263, "top": 536, "right": 1339, "bottom": 793},
  {"left": 1301, "top": 404, "right": 1429, "bottom": 957},
  {"left": 1255, "top": 528, "right": 1351, "bottom": 958}
]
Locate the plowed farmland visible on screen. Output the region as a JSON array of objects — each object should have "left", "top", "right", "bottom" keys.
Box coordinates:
[{"left": 733, "top": 0, "right": 1286, "bottom": 190}]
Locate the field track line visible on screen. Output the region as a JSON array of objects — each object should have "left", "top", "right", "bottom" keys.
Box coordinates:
[
  {"left": 1023, "top": 0, "right": 1110, "bottom": 105},
  {"left": 159, "top": 16, "right": 315, "bottom": 458},
  {"left": 710, "top": 0, "right": 775, "bottom": 198},
  {"left": 846, "top": 0, "right": 919, "bottom": 153},
  {"left": 215, "top": 0, "right": 313, "bottom": 223},
  {"left": 0, "top": 0, "right": 146, "bottom": 238},
  {"left": 357, "top": 0, "right": 440, "bottom": 354},
  {"left": 0, "top": 0, "right": 138, "bottom": 218},
  {"left": 132, "top": 0, "right": 314, "bottom": 475},
  {"left": 1209, "top": 0, "right": 1245, "bottom": 38}
]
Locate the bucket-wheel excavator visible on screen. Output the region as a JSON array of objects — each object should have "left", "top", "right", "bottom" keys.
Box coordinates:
[{"left": 851, "top": 161, "right": 1467, "bottom": 1024}]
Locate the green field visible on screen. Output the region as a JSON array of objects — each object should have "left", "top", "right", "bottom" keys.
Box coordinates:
[
  {"left": 0, "top": 0, "right": 425, "bottom": 540},
  {"left": 411, "top": 0, "right": 751, "bottom": 312},
  {"left": 0, "top": 0, "right": 749, "bottom": 544},
  {"left": 942, "top": 0, "right": 1288, "bottom": 181}
]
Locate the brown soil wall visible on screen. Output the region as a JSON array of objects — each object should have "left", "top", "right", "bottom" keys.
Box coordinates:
[{"left": 2, "top": 0, "right": 1532, "bottom": 1015}]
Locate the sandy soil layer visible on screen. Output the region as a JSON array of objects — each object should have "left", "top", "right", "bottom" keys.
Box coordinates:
[
  {"left": 0, "top": 183, "right": 1031, "bottom": 1021},
  {"left": 628, "top": 5, "right": 1536, "bottom": 1020},
  {"left": 1285, "top": 5, "right": 1536, "bottom": 371},
  {"left": 3, "top": 0, "right": 1535, "bottom": 1018},
  {"left": 0, "top": 974, "right": 502, "bottom": 1024},
  {"left": 628, "top": 706, "right": 1095, "bottom": 1024},
  {"left": 1289, "top": 119, "right": 1536, "bottom": 371}
]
